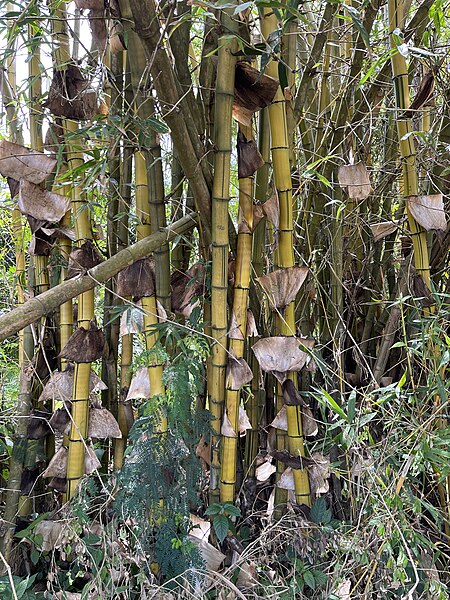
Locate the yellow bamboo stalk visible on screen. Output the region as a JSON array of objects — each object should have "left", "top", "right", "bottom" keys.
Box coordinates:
[
  {"left": 65, "top": 120, "right": 95, "bottom": 499},
  {"left": 209, "top": 35, "right": 237, "bottom": 501},
  {"left": 135, "top": 151, "right": 167, "bottom": 434},
  {"left": 115, "top": 331, "right": 132, "bottom": 469},
  {"left": 49, "top": 4, "right": 73, "bottom": 367},
  {"left": 261, "top": 9, "right": 311, "bottom": 507},
  {"left": 388, "top": 0, "right": 430, "bottom": 288},
  {"left": 220, "top": 125, "right": 254, "bottom": 502}
]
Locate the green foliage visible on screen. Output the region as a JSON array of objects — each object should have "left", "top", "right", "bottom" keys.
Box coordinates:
[
  {"left": 205, "top": 502, "right": 241, "bottom": 543},
  {"left": 0, "top": 574, "right": 45, "bottom": 600},
  {"left": 114, "top": 325, "right": 211, "bottom": 582}
]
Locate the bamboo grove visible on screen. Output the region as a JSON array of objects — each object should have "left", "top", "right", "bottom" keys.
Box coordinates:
[{"left": 1, "top": 0, "right": 450, "bottom": 595}]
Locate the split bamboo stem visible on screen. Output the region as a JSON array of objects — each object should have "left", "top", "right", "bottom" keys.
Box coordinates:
[
  {"left": 220, "top": 125, "right": 254, "bottom": 502},
  {"left": 209, "top": 35, "right": 237, "bottom": 501},
  {"left": 261, "top": 9, "right": 311, "bottom": 507}
]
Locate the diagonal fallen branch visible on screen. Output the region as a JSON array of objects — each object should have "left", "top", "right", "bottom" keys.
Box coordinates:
[{"left": 0, "top": 213, "right": 198, "bottom": 342}]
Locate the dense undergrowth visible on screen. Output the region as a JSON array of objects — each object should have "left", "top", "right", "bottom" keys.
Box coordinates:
[{"left": 1, "top": 296, "right": 450, "bottom": 599}]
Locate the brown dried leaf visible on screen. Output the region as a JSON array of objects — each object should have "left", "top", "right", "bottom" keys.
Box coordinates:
[
  {"left": 48, "top": 477, "right": 67, "bottom": 493},
  {"left": 21, "top": 468, "right": 39, "bottom": 495},
  {"left": 59, "top": 322, "right": 105, "bottom": 363},
  {"left": 89, "top": 9, "right": 107, "bottom": 52},
  {"left": 234, "top": 61, "right": 279, "bottom": 118},
  {"left": 282, "top": 380, "right": 317, "bottom": 436},
  {"left": 257, "top": 266, "right": 309, "bottom": 310},
  {"left": 18, "top": 180, "right": 70, "bottom": 223},
  {"left": 125, "top": 367, "right": 150, "bottom": 401},
  {"left": 221, "top": 410, "right": 237, "bottom": 438},
  {"left": 232, "top": 104, "right": 254, "bottom": 127},
  {"left": 29, "top": 231, "right": 53, "bottom": 256},
  {"left": 35, "top": 520, "right": 64, "bottom": 552},
  {"left": 237, "top": 130, "right": 265, "bottom": 179},
  {"left": 7, "top": 177, "right": 19, "bottom": 198},
  {"left": 252, "top": 337, "right": 315, "bottom": 382},
  {"left": 116, "top": 258, "right": 155, "bottom": 300},
  {"left": 89, "top": 407, "right": 122, "bottom": 439},
  {"left": 189, "top": 513, "right": 210, "bottom": 541},
  {"left": 338, "top": 162, "right": 373, "bottom": 201},
  {"left": 119, "top": 304, "right": 144, "bottom": 336},
  {"left": 41, "top": 227, "right": 76, "bottom": 241},
  {"left": 110, "top": 23, "right": 126, "bottom": 52},
  {"left": 74, "top": 0, "right": 104, "bottom": 8},
  {"left": 229, "top": 310, "right": 245, "bottom": 340},
  {"left": 239, "top": 406, "right": 252, "bottom": 434},
  {"left": 370, "top": 221, "right": 398, "bottom": 242},
  {"left": 49, "top": 407, "right": 71, "bottom": 435},
  {"left": 85, "top": 445, "right": 101, "bottom": 474},
  {"left": 246, "top": 310, "right": 259, "bottom": 338},
  {"left": 277, "top": 467, "right": 295, "bottom": 490},
  {"left": 226, "top": 353, "right": 253, "bottom": 390},
  {"left": 188, "top": 536, "right": 225, "bottom": 571},
  {"left": 411, "top": 272, "right": 435, "bottom": 307},
  {"left": 45, "top": 64, "right": 98, "bottom": 121},
  {"left": 195, "top": 435, "right": 211, "bottom": 466},
  {"left": 270, "top": 405, "right": 288, "bottom": 431},
  {"left": 262, "top": 192, "right": 279, "bottom": 229},
  {"left": 68, "top": 240, "right": 104, "bottom": 278},
  {"left": 309, "top": 451, "right": 330, "bottom": 496},
  {"left": 43, "top": 446, "right": 68, "bottom": 478},
  {"left": 255, "top": 460, "right": 276, "bottom": 482},
  {"left": 44, "top": 120, "right": 65, "bottom": 155},
  {"left": 27, "top": 409, "right": 51, "bottom": 439},
  {"left": 236, "top": 561, "right": 259, "bottom": 589},
  {"left": 0, "top": 140, "right": 56, "bottom": 183},
  {"left": 271, "top": 449, "right": 313, "bottom": 470},
  {"left": 407, "top": 194, "right": 447, "bottom": 231},
  {"left": 171, "top": 263, "right": 205, "bottom": 316},
  {"left": 39, "top": 366, "right": 106, "bottom": 404},
  {"left": 302, "top": 405, "right": 318, "bottom": 437}
]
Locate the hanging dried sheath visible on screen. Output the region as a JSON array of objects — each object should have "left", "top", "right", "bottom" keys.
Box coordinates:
[
  {"left": 18, "top": 180, "right": 70, "bottom": 223},
  {"left": 171, "top": 263, "right": 205, "bottom": 316},
  {"left": 88, "top": 407, "right": 122, "bottom": 439},
  {"left": 59, "top": 321, "right": 105, "bottom": 363},
  {"left": 68, "top": 240, "right": 104, "bottom": 278},
  {"left": 45, "top": 63, "right": 98, "bottom": 121},
  {"left": 237, "top": 131, "right": 265, "bottom": 179},
  {"left": 257, "top": 266, "right": 309, "bottom": 311},
  {"left": 401, "top": 69, "right": 436, "bottom": 119},
  {"left": 48, "top": 477, "right": 67, "bottom": 493},
  {"left": 233, "top": 61, "right": 279, "bottom": 126},
  {"left": 20, "top": 468, "right": 40, "bottom": 495},
  {"left": 49, "top": 407, "right": 71, "bottom": 434},
  {"left": 116, "top": 257, "right": 155, "bottom": 300},
  {"left": 270, "top": 449, "right": 315, "bottom": 470},
  {"left": 27, "top": 409, "right": 52, "bottom": 439},
  {"left": 0, "top": 140, "right": 56, "bottom": 183},
  {"left": 226, "top": 353, "right": 253, "bottom": 391}
]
